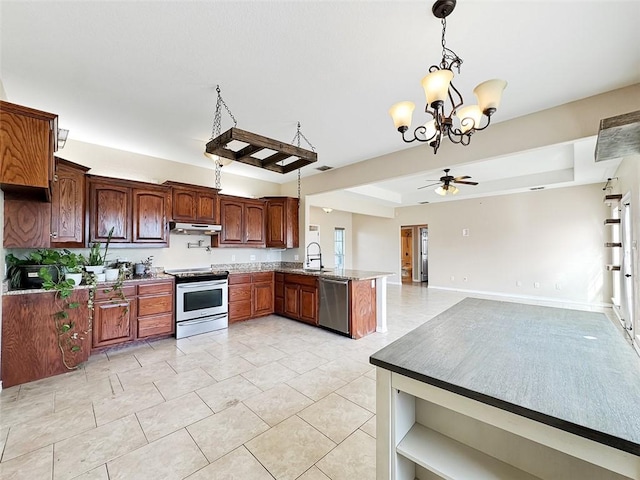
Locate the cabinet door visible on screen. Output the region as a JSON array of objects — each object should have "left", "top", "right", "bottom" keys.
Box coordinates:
[
  {"left": 350, "top": 279, "right": 377, "bottom": 339},
  {"left": 92, "top": 299, "right": 136, "bottom": 348},
  {"left": 0, "top": 101, "right": 56, "bottom": 196},
  {"left": 171, "top": 188, "right": 197, "bottom": 222},
  {"left": 253, "top": 281, "right": 274, "bottom": 317},
  {"left": 3, "top": 196, "right": 52, "bottom": 248},
  {"left": 197, "top": 191, "right": 218, "bottom": 223},
  {"left": 51, "top": 160, "right": 87, "bottom": 247},
  {"left": 219, "top": 197, "right": 244, "bottom": 244},
  {"left": 300, "top": 285, "right": 318, "bottom": 325},
  {"left": 284, "top": 284, "right": 300, "bottom": 319},
  {"left": 266, "top": 199, "right": 286, "bottom": 248},
  {"left": 244, "top": 201, "right": 265, "bottom": 246},
  {"left": 132, "top": 187, "right": 169, "bottom": 244},
  {"left": 89, "top": 180, "right": 131, "bottom": 243}
]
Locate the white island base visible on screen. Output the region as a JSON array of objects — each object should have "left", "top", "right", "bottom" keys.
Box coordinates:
[{"left": 376, "top": 369, "right": 639, "bottom": 480}]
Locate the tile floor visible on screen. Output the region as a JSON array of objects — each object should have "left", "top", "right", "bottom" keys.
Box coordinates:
[{"left": 0, "top": 285, "right": 613, "bottom": 479}]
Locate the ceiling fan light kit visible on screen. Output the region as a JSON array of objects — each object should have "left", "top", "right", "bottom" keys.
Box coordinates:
[
  {"left": 389, "top": 0, "right": 507, "bottom": 154},
  {"left": 420, "top": 168, "right": 478, "bottom": 196}
]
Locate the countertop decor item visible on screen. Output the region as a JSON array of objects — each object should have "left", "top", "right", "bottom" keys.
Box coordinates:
[
  {"left": 86, "top": 226, "right": 114, "bottom": 274},
  {"left": 388, "top": 0, "right": 507, "bottom": 154}
]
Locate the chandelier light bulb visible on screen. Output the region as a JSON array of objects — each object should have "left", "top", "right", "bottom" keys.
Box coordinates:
[
  {"left": 473, "top": 79, "right": 508, "bottom": 115},
  {"left": 389, "top": 101, "right": 416, "bottom": 131},
  {"left": 456, "top": 105, "right": 482, "bottom": 134},
  {"left": 421, "top": 69, "right": 454, "bottom": 108}
]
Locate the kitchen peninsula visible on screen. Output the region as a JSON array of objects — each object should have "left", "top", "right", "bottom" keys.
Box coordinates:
[{"left": 370, "top": 298, "right": 640, "bottom": 480}]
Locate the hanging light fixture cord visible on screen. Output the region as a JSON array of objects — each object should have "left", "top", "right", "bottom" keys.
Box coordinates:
[{"left": 210, "top": 85, "right": 238, "bottom": 189}]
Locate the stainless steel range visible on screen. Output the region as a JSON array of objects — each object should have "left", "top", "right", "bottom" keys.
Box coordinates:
[{"left": 165, "top": 268, "right": 229, "bottom": 339}]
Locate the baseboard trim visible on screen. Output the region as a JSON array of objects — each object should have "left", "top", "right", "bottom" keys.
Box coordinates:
[{"left": 428, "top": 285, "right": 613, "bottom": 311}]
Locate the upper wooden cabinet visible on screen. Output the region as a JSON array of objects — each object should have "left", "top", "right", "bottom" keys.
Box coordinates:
[
  {"left": 214, "top": 195, "right": 266, "bottom": 248},
  {"left": 4, "top": 158, "right": 88, "bottom": 248},
  {"left": 50, "top": 158, "right": 89, "bottom": 247},
  {"left": 0, "top": 100, "right": 58, "bottom": 201},
  {"left": 263, "top": 197, "right": 299, "bottom": 248},
  {"left": 88, "top": 175, "right": 170, "bottom": 247},
  {"left": 163, "top": 181, "right": 219, "bottom": 224}
]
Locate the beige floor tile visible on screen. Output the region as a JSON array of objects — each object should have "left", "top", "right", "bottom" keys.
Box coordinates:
[
  {"left": 83, "top": 354, "right": 141, "bottom": 381},
  {"left": 154, "top": 367, "right": 216, "bottom": 401},
  {"left": 298, "top": 393, "right": 372, "bottom": 443},
  {"left": 185, "top": 446, "right": 273, "bottom": 480},
  {"left": 17, "top": 370, "right": 87, "bottom": 400},
  {"left": 0, "top": 426, "right": 9, "bottom": 456},
  {"left": 93, "top": 382, "right": 164, "bottom": 426},
  {"left": 53, "top": 415, "right": 147, "bottom": 479},
  {"left": 317, "top": 358, "right": 372, "bottom": 382},
  {"left": 54, "top": 376, "right": 122, "bottom": 411},
  {"left": 107, "top": 429, "right": 207, "bottom": 480},
  {"left": 360, "top": 415, "right": 376, "bottom": 438},
  {"left": 206, "top": 341, "right": 255, "bottom": 361},
  {"left": 116, "top": 361, "right": 177, "bottom": 390},
  {"left": 240, "top": 345, "right": 288, "bottom": 366},
  {"left": 166, "top": 350, "right": 218, "bottom": 373},
  {"left": 2, "top": 403, "right": 95, "bottom": 461},
  {"left": 269, "top": 337, "right": 316, "bottom": 356},
  {"left": 243, "top": 384, "right": 313, "bottom": 426},
  {"left": 0, "top": 444, "right": 53, "bottom": 480},
  {"left": 202, "top": 355, "right": 257, "bottom": 381},
  {"left": 105, "top": 341, "right": 153, "bottom": 360},
  {"left": 136, "top": 392, "right": 213, "bottom": 442},
  {"left": 0, "top": 392, "right": 54, "bottom": 428},
  {"left": 71, "top": 464, "right": 109, "bottom": 480},
  {"left": 241, "top": 362, "right": 297, "bottom": 390},
  {"left": 278, "top": 350, "right": 329, "bottom": 374},
  {"left": 336, "top": 375, "right": 376, "bottom": 413},
  {"left": 134, "top": 345, "right": 185, "bottom": 366},
  {"left": 196, "top": 374, "right": 262, "bottom": 412},
  {"left": 0, "top": 386, "right": 20, "bottom": 406},
  {"left": 297, "top": 466, "right": 331, "bottom": 480},
  {"left": 316, "top": 429, "right": 376, "bottom": 480},
  {"left": 286, "top": 369, "right": 347, "bottom": 401},
  {"left": 187, "top": 402, "right": 269, "bottom": 462},
  {"left": 364, "top": 367, "right": 376, "bottom": 379},
  {"left": 246, "top": 415, "right": 335, "bottom": 480}
]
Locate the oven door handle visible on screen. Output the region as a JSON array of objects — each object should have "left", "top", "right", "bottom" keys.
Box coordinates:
[
  {"left": 177, "top": 281, "right": 227, "bottom": 290},
  {"left": 179, "top": 315, "right": 227, "bottom": 326}
]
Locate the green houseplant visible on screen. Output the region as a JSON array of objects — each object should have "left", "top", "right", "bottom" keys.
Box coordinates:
[
  {"left": 6, "top": 249, "right": 62, "bottom": 289},
  {"left": 86, "top": 226, "right": 114, "bottom": 276}
]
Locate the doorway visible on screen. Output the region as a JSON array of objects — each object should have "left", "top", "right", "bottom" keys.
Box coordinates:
[
  {"left": 400, "top": 224, "right": 428, "bottom": 284},
  {"left": 401, "top": 227, "right": 413, "bottom": 283}
]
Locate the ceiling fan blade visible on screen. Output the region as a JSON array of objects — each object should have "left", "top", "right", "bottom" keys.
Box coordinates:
[
  {"left": 454, "top": 180, "right": 479, "bottom": 185},
  {"left": 417, "top": 182, "right": 441, "bottom": 190},
  {"left": 453, "top": 175, "right": 471, "bottom": 181}
]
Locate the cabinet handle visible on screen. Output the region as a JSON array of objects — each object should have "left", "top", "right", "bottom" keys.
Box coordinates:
[
  {"left": 50, "top": 232, "right": 58, "bottom": 239},
  {"left": 53, "top": 174, "right": 59, "bottom": 182}
]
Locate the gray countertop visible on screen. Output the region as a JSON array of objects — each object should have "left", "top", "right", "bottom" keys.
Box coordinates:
[
  {"left": 370, "top": 297, "right": 640, "bottom": 455},
  {"left": 274, "top": 267, "right": 394, "bottom": 281}
]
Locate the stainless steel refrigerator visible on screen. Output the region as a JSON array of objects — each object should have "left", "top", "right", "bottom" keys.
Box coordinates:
[{"left": 420, "top": 227, "right": 428, "bottom": 282}]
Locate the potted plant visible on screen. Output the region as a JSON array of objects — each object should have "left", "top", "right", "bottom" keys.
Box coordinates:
[
  {"left": 6, "top": 249, "right": 62, "bottom": 289},
  {"left": 86, "top": 227, "right": 114, "bottom": 280},
  {"left": 59, "top": 250, "right": 86, "bottom": 286}
]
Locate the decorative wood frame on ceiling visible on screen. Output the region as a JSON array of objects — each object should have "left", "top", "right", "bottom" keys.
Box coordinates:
[
  {"left": 595, "top": 110, "right": 640, "bottom": 162},
  {"left": 205, "top": 127, "right": 317, "bottom": 174}
]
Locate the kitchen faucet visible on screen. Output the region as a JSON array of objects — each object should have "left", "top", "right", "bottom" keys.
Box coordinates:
[{"left": 306, "top": 242, "right": 324, "bottom": 269}]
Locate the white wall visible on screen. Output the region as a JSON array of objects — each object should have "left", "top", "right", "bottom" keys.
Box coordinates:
[
  {"left": 351, "top": 184, "right": 610, "bottom": 307},
  {"left": 307, "top": 206, "right": 353, "bottom": 269}
]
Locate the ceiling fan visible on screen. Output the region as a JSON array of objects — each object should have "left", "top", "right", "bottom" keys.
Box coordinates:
[{"left": 418, "top": 168, "right": 478, "bottom": 196}]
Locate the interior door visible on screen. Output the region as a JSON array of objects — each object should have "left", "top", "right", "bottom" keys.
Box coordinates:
[
  {"left": 620, "top": 194, "right": 634, "bottom": 337},
  {"left": 420, "top": 227, "right": 428, "bottom": 282}
]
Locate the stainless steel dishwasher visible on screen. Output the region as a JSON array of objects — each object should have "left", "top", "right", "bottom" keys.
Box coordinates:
[{"left": 319, "top": 278, "right": 350, "bottom": 335}]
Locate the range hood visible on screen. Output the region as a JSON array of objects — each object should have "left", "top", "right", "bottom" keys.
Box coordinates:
[{"left": 169, "top": 222, "right": 222, "bottom": 235}]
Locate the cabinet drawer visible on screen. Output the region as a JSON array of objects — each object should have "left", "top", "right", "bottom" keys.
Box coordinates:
[
  {"left": 138, "top": 313, "right": 174, "bottom": 338},
  {"left": 229, "top": 284, "right": 251, "bottom": 302},
  {"left": 94, "top": 285, "right": 136, "bottom": 301},
  {"left": 252, "top": 271, "right": 273, "bottom": 283},
  {"left": 229, "top": 300, "right": 251, "bottom": 323},
  {"left": 138, "top": 293, "right": 173, "bottom": 316},
  {"left": 138, "top": 281, "right": 173, "bottom": 296},
  {"left": 229, "top": 273, "right": 251, "bottom": 285},
  {"left": 284, "top": 274, "right": 318, "bottom": 287}
]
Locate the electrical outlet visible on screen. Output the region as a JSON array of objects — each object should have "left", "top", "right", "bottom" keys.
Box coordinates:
[
  {"left": 450, "top": 275, "right": 455, "bottom": 282},
  {"left": 534, "top": 282, "right": 540, "bottom": 288},
  {"left": 250, "top": 255, "right": 256, "bottom": 261},
  {"left": 556, "top": 283, "right": 562, "bottom": 290},
  {"left": 463, "top": 276, "right": 468, "bottom": 282},
  {"left": 294, "top": 255, "right": 299, "bottom": 261},
  {"left": 231, "top": 255, "right": 236, "bottom": 262},
  {"left": 516, "top": 280, "right": 522, "bottom": 287},
  {"left": 462, "top": 228, "right": 469, "bottom": 237}
]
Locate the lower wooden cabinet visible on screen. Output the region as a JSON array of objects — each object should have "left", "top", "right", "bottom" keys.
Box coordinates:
[
  {"left": 280, "top": 274, "right": 318, "bottom": 325},
  {"left": 2, "top": 289, "right": 90, "bottom": 388},
  {"left": 92, "top": 278, "right": 174, "bottom": 349},
  {"left": 228, "top": 271, "right": 274, "bottom": 323},
  {"left": 92, "top": 285, "right": 137, "bottom": 348},
  {"left": 350, "top": 279, "right": 377, "bottom": 339}
]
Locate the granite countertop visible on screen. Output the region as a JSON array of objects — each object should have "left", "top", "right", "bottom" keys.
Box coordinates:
[
  {"left": 274, "top": 267, "right": 394, "bottom": 281},
  {"left": 370, "top": 297, "right": 640, "bottom": 456},
  {"left": 2, "top": 273, "right": 174, "bottom": 296}
]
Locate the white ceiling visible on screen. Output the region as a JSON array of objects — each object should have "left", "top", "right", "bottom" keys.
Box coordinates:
[{"left": 2, "top": 1, "right": 639, "bottom": 206}]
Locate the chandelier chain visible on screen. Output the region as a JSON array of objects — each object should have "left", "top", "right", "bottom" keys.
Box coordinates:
[{"left": 439, "top": 17, "right": 462, "bottom": 73}]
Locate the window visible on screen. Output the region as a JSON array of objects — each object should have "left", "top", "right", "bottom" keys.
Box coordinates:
[{"left": 334, "top": 227, "right": 345, "bottom": 269}]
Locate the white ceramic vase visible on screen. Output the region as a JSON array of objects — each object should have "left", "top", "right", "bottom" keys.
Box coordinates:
[
  {"left": 96, "top": 273, "right": 106, "bottom": 282},
  {"left": 65, "top": 272, "right": 83, "bottom": 286},
  {"left": 105, "top": 268, "right": 119, "bottom": 281},
  {"left": 85, "top": 265, "right": 105, "bottom": 274}
]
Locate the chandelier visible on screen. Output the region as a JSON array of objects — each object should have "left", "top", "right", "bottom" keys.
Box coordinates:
[{"left": 389, "top": 0, "right": 507, "bottom": 154}]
